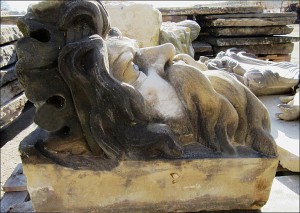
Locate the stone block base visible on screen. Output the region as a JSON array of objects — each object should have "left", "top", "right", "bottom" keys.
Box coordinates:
[{"left": 20, "top": 129, "right": 278, "bottom": 212}]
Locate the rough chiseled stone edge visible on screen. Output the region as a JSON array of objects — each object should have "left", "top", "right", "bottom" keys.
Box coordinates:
[
  {"left": 1, "top": 63, "right": 17, "bottom": 87},
  {"left": 0, "top": 93, "right": 27, "bottom": 128},
  {"left": 1, "top": 25, "right": 23, "bottom": 45},
  {"left": 0, "top": 79, "right": 24, "bottom": 106},
  {"left": 0, "top": 43, "right": 17, "bottom": 68}
]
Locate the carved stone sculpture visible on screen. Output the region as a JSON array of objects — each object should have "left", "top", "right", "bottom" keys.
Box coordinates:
[
  {"left": 16, "top": 1, "right": 278, "bottom": 212},
  {"left": 201, "top": 48, "right": 299, "bottom": 96}
]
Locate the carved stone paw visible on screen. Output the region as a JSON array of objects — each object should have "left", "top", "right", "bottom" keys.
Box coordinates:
[{"left": 276, "top": 90, "right": 299, "bottom": 121}]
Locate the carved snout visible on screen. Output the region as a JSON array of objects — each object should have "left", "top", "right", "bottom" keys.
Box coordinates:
[{"left": 134, "top": 43, "right": 176, "bottom": 76}]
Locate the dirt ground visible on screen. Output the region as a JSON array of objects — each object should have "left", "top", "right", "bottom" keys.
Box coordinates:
[{"left": 0, "top": 25, "right": 299, "bottom": 199}]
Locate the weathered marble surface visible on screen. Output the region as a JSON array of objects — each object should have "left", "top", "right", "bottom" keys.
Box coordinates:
[
  {"left": 1, "top": 25, "right": 23, "bottom": 45},
  {"left": 20, "top": 128, "right": 278, "bottom": 213},
  {"left": 207, "top": 26, "right": 294, "bottom": 37},
  {"left": 202, "top": 48, "right": 299, "bottom": 96},
  {"left": 160, "top": 20, "right": 200, "bottom": 56},
  {"left": 17, "top": 0, "right": 278, "bottom": 159},
  {"left": 16, "top": 1, "right": 279, "bottom": 211},
  {"left": 104, "top": 2, "right": 162, "bottom": 47}
]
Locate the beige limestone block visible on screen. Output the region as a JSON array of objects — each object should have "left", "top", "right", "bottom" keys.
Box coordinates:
[
  {"left": 104, "top": 2, "right": 162, "bottom": 47},
  {"left": 22, "top": 157, "right": 278, "bottom": 212}
]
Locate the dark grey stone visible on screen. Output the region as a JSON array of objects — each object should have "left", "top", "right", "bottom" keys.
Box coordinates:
[
  {"left": 203, "top": 12, "right": 297, "bottom": 19},
  {"left": 213, "top": 43, "right": 294, "bottom": 55},
  {"left": 204, "top": 17, "right": 297, "bottom": 27},
  {"left": 204, "top": 36, "right": 299, "bottom": 46},
  {"left": 207, "top": 26, "right": 294, "bottom": 37},
  {"left": 159, "top": 6, "right": 263, "bottom": 16},
  {"left": 192, "top": 41, "right": 212, "bottom": 52}
]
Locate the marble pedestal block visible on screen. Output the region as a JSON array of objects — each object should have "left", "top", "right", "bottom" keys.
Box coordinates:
[{"left": 20, "top": 128, "right": 278, "bottom": 213}]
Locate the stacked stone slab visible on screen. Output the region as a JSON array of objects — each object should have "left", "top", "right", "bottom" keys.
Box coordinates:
[
  {"left": 160, "top": 5, "right": 263, "bottom": 59},
  {"left": 159, "top": 6, "right": 298, "bottom": 61},
  {"left": 199, "top": 12, "right": 298, "bottom": 61},
  {"left": 0, "top": 24, "right": 26, "bottom": 128}
]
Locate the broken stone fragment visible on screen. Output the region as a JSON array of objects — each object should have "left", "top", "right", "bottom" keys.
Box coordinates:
[
  {"left": 159, "top": 20, "right": 200, "bottom": 56},
  {"left": 104, "top": 2, "right": 162, "bottom": 47}
]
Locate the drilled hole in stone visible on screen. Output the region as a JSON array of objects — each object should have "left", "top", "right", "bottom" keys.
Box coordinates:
[
  {"left": 56, "top": 126, "right": 71, "bottom": 137},
  {"left": 46, "top": 95, "right": 65, "bottom": 109},
  {"left": 30, "top": 28, "right": 51, "bottom": 42}
]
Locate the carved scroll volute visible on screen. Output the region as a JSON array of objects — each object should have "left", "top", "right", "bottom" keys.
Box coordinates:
[{"left": 58, "top": 0, "right": 110, "bottom": 43}]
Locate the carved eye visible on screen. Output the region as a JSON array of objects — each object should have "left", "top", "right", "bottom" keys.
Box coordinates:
[{"left": 133, "top": 63, "right": 139, "bottom": 71}]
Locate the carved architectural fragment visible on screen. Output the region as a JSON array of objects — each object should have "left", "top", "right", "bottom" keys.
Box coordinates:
[{"left": 16, "top": 1, "right": 279, "bottom": 212}]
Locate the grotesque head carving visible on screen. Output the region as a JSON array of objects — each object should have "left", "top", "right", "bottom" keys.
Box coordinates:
[{"left": 17, "top": 0, "right": 277, "bottom": 164}]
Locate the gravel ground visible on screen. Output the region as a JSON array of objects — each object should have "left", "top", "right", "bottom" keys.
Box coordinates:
[
  {"left": 1, "top": 123, "right": 36, "bottom": 197},
  {"left": 0, "top": 25, "right": 299, "bottom": 199}
]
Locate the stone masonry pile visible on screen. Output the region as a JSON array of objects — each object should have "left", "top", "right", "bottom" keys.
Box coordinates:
[
  {"left": 159, "top": 5, "right": 299, "bottom": 61},
  {"left": 0, "top": 24, "right": 26, "bottom": 128}
]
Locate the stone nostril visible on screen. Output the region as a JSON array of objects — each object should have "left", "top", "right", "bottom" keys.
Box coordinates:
[
  {"left": 46, "top": 95, "right": 65, "bottom": 109},
  {"left": 56, "top": 126, "right": 71, "bottom": 137},
  {"left": 30, "top": 28, "right": 51, "bottom": 42}
]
